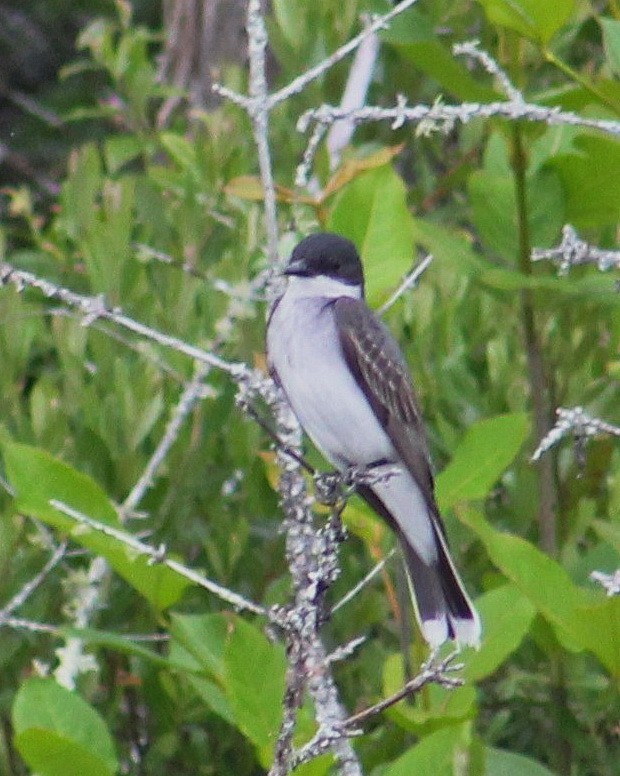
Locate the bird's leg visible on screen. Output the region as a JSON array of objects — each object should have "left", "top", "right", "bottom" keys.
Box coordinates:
[{"left": 313, "top": 470, "right": 346, "bottom": 505}]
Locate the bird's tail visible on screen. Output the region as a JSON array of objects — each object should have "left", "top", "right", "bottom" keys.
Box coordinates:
[
  {"left": 398, "top": 523, "right": 481, "bottom": 649},
  {"left": 357, "top": 483, "right": 481, "bottom": 648}
]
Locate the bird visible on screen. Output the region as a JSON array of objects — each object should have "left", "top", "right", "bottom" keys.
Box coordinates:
[{"left": 266, "top": 232, "right": 481, "bottom": 648}]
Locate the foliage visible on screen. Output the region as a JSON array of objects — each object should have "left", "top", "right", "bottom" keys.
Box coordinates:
[{"left": 0, "top": 1, "right": 619, "bottom": 775}]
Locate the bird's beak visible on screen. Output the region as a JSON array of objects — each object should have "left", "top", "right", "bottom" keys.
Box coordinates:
[{"left": 283, "top": 259, "right": 308, "bottom": 277}]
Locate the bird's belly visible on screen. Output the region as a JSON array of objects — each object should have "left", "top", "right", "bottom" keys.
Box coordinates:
[{"left": 268, "top": 299, "right": 394, "bottom": 468}]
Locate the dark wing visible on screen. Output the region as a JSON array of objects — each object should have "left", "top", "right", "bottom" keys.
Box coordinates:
[{"left": 333, "top": 296, "right": 438, "bottom": 516}]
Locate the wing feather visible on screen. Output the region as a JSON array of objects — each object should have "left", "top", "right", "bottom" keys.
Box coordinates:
[{"left": 333, "top": 297, "right": 439, "bottom": 519}]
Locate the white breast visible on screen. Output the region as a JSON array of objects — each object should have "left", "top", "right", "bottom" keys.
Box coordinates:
[{"left": 267, "top": 276, "right": 395, "bottom": 468}]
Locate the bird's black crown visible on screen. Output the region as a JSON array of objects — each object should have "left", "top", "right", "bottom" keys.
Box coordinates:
[{"left": 285, "top": 232, "right": 364, "bottom": 287}]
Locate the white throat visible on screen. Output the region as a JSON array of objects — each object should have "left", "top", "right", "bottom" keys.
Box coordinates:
[{"left": 285, "top": 274, "right": 362, "bottom": 301}]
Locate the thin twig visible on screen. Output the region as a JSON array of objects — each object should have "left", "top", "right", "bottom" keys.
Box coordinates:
[
  {"left": 122, "top": 362, "right": 212, "bottom": 516},
  {"left": 532, "top": 224, "right": 620, "bottom": 275},
  {"left": 298, "top": 98, "right": 620, "bottom": 139},
  {"left": 0, "top": 262, "right": 249, "bottom": 379},
  {"left": 0, "top": 542, "right": 67, "bottom": 620},
  {"left": 341, "top": 650, "right": 464, "bottom": 729},
  {"left": 246, "top": 0, "right": 279, "bottom": 265},
  {"left": 331, "top": 549, "right": 396, "bottom": 614},
  {"left": 0, "top": 616, "right": 60, "bottom": 635},
  {"left": 326, "top": 18, "right": 380, "bottom": 170},
  {"left": 49, "top": 500, "right": 266, "bottom": 616},
  {"left": 590, "top": 570, "right": 620, "bottom": 596},
  {"left": 377, "top": 254, "right": 434, "bottom": 315},
  {"left": 269, "top": 0, "right": 420, "bottom": 108},
  {"left": 532, "top": 406, "right": 620, "bottom": 464},
  {"left": 453, "top": 40, "right": 523, "bottom": 102}
]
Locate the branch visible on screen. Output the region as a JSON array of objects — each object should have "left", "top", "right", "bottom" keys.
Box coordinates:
[
  {"left": 0, "top": 262, "right": 248, "bottom": 380},
  {"left": 269, "top": 0, "right": 420, "bottom": 109},
  {"left": 341, "top": 650, "right": 463, "bottom": 730},
  {"left": 377, "top": 254, "right": 434, "bottom": 315},
  {"left": 326, "top": 17, "right": 380, "bottom": 170},
  {"left": 298, "top": 40, "right": 620, "bottom": 142},
  {"left": 122, "top": 362, "right": 213, "bottom": 516},
  {"left": 49, "top": 500, "right": 266, "bottom": 616},
  {"left": 298, "top": 96, "right": 620, "bottom": 139},
  {"left": 54, "top": 556, "right": 108, "bottom": 688},
  {"left": 331, "top": 549, "right": 396, "bottom": 614},
  {"left": 246, "top": 0, "right": 279, "bottom": 264},
  {"left": 266, "top": 399, "right": 361, "bottom": 776},
  {"left": 291, "top": 651, "right": 464, "bottom": 770},
  {"left": 532, "top": 406, "right": 620, "bottom": 465},
  {"left": 590, "top": 570, "right": 620, "bottom": 596},
  {"left": 0, "top": 542, "right": 66, "bottom": 621},
  {"left": 532, "top": 224, "right": 620, "bottom": 275}
]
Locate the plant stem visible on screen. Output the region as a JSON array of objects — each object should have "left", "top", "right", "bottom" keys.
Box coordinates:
[
  {"left": 543, "top": 48, "right": 620, "bottom": 116},
  {"left": 512, "top": 124, "right": 572, "bottom": 775},
  {"left": 510, "top": 124, "right": 558, "bottom": 557}
]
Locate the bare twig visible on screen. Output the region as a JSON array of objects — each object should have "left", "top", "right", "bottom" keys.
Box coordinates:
[
  {"left": 590, "top": 570, "right": 620, "bottom": 596},
  {"left": 0, "top": 262, "right": 249, "bottom": 379},
  {"left": 0, "top": 616, "right": 60, "bottom": 635},
  {"left": 341, "top": 650, "right": 464, "bottom": 729},
  {"left": 54, "top": 556, "right": 108, "bottom": 688},
  {"left": 377, "top": 254, "right": 434, "bottom": 315},
  {"left": 246, "top": 0, "right": 279, "bottom": 265},
  {"left": 49, "top": 500, "right": 266, "bottom": 616},
  {"left": 332, "top": 549, "right": 396, "bottom": 614},
  {"left": 268, "top": 0, "right": 420, "bottom": 109},
  {"left": 298, "top": 97, "right": 620, "bottom": 139},
  {"left": 532, "top": 224, "right": 620, "bottom": 275},
  {"left": 0, "top": 542, "right": 66, "bottom": 621},
  {"left": 453, "top": 39, "right": 523, "bottom": 102},
  {"left": 532, "top": 406, "right": 620, "bottom": 464},
  {"left": 122, "top": 362, "right": 213, "bottom": 516},
  {"left": 267, "top": 398, "right": 361, "bottom": 776},
  {"left": 325, "top": 635, "right": 367, "bottom": 665},
  {"left": 290, "top": 651, "right": 463, "bottom": 769}
]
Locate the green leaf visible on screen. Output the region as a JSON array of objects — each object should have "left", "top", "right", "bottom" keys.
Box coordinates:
[
  {"left": 436, "top": 413, "right": 529, "bottom": 510},
  {"left": 552, "top": 135, "right": 620, "bottom": 229},
  {"left": 465, "top": 585, "right": 536, "bottom": 681},
  {"left": 1, "top": 439, "right": 191, "bottom": 610},
  {"left": 60, "top": 144, "right": 102, "bottom": 241},
  {"left": 60, "top": 626, "right": 174, "bottom": 670},
  {"left": 459, "top": 507, "right": 620, "bottom": 675},
  {"left": 104, "top": 135, "right": 143, "bottom": 174},
  {"left": 600, "top": 17, "right": 620, "bottom": 77},
  {"left": 485, "top": 746, "right": 557, "bottom": 776},
  {"left": 170, "top": 612, "right": 229, "bottom": 678},
  {"left": 569, "top": 596, "right": 620, "bottom": 678},
  {"left": 469, "top": 171, "right": 516, "bottom": 260},
  {"left": 160, "top": 132, "right": 198, "bottom": 174},
  {"left": 273, "top": 0, "right": 307, "bottom": 47},
  {"left": 82, "top": 177, "right": 135, "bottom": 302},
  {"left": 13, "top": 678, "right": 118, "bottom": 776},
  {"left": 224, "top": 616, "right": 286, "bottom": 754},
  {"left": 477, "top": 0, "right": 575, "bottom": 44},
  {"left": 168, "top": 615, "right": 238, "bottom": 726},
  {"left": 327, "top": 165, "right": 415, "bottom": 305},
  {"left": 383, "top": 725, "right": 464, "bottom": 776},
  {"left": 593, "top": 519, "right": 620, "bottom": 554},
  {"left": 469, "top": 164, "right": 564, "bottom": 262},
  {"left": 381, "top": 10, "right": 496, "bottom": 102}
]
